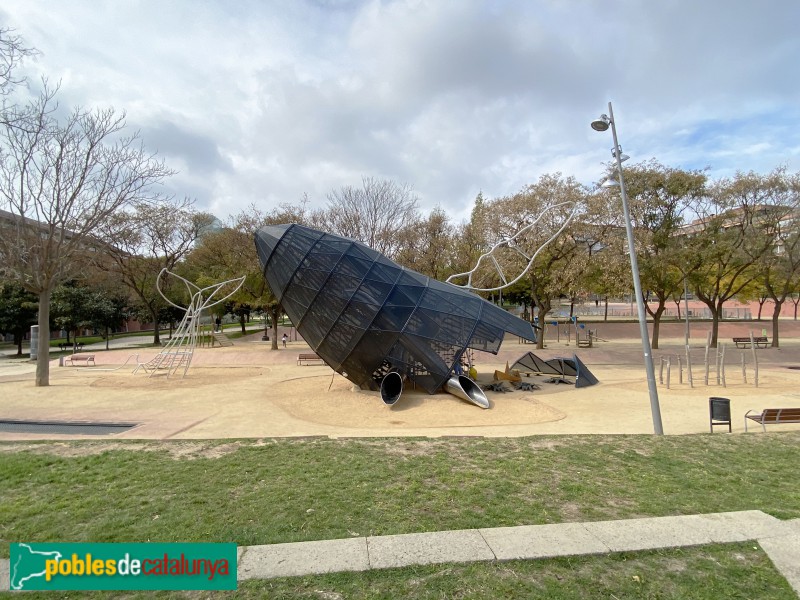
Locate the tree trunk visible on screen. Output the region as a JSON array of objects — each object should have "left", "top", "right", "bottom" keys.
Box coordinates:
[
  {"left": 240, "top": 313, "right": 246, "bottom": 334},
  {"left": 533, "top": 297, "right": 551, "bottom": 349},
  {"left": 646, "top": 298, "right": 667, "bottom": 349},
  {"left": 268, "top": 305, "right": 280, "bottom": 350},
  {"left": 709, "top": 304, "right": 721, "bottom": 348},
  {"left": 757, "top": 300, "right": 765, "bottom": 320},
  {"left": 150, "top": 306, "right": 161, "bottom": 345},
  {"left": 650, "top": 306, "right": 666, "bottom": 349},
  {"left": 603, "top": 297, "right": 609, "bottom": 321},
  {"left": 771, "top": 300, "right": 783, "bottom": 348},
  {"left": 15, "top": 331, "right": 23, "bottom": 356},
  {"left": 36, "top": 290, "right": 51, "bottom": 387},
  {"left": 105, "top": 325, "right": 110, "bottom": 351}
]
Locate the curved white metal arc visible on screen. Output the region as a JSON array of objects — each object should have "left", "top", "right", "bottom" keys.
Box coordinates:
[
  {"left": 156, "top": 268, "right": 246, "bottom": 310},
  {"left": 156, "top": 268, "right": 200, "bottom": 310},
  {"left": 446, "top": 201, "right": 578, "bottom": 292}
]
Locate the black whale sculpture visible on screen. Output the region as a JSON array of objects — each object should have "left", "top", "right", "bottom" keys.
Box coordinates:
[{"left": 255, "top": 223, "right": 536, "bottom": 407}]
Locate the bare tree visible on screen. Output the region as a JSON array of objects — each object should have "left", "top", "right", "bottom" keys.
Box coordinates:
[
  {"left": 0, "top": 84, "right": 173, "bottom": 385},
  {"left": 318, "top": 176, "right": 419, "bottom": 258},
  {"left": 0, "top": 27, "right": 36, "bottom": 98},
  {"left": 96, "top": 198, "right": 213, "bottom": 345}
]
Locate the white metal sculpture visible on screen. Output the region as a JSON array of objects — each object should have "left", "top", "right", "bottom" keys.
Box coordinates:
[
  {"left": 134, "top": 269, "right": 245, "bottom": 377},
  {"left": 446, "top": 201, "right": 579, "bottom": 292}
]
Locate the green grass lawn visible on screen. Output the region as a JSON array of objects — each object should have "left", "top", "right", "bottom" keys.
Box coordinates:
[
  {"left": 1, "top": 433, "right": 798, "bottom": 597},
  {"left": 5, "top": 544, "right": 795, "bottom": 599}
]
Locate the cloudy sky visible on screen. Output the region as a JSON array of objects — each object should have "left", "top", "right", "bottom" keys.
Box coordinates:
[{"left": 2, "top": 0, "right": 799, "bottom": 222}]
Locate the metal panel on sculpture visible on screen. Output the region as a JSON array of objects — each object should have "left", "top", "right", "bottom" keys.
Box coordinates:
[{"left": 255, "top": 223, "right": 537, "bottom": 406}]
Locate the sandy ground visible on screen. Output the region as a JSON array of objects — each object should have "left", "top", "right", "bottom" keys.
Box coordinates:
[{"left": 2, "top": 320, "right": 800, "bottom": 440}]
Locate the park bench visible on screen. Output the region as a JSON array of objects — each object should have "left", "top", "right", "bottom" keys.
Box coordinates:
[
  {"left": 63, "top": 354, "right": 95, "bottom": 367},
  {"left": 732, "top": 336, "right": 769, "bottom": 349},
  {"left": 744, "top": 408, "right": 800, "bottom": 432},
  {"left": 58, "top": 342, "right": 85, "bottom": 351},
  {"left": 297, "top": 352, "right": 325, "bottom": 366}
]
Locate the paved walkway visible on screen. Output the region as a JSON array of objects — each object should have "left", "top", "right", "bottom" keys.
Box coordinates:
[{"left": 2, "top": 511, "right": 798, "bottom": 594}]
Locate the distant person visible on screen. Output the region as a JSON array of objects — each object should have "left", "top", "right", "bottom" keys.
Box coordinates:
[
  {"left": 215, "top": 317, "right": 221, "bottom": 332},
  {"left": 282, "top": 333, "right": 288, "bottom": 348}
]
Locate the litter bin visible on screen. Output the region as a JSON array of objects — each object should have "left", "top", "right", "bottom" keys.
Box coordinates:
[
  {"left": 709, "top": 397, "right": 731, "bottom": 433},
  {"left": 30, "top": 325, "right": 38, "bottom": 360}
]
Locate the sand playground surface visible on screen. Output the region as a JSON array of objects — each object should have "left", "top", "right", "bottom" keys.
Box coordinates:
[{"left": 2, "top": 321, "right": 800, "bottom": 440}]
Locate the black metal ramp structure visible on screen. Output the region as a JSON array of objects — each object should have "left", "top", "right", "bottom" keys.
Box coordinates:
[
  {"left": 511, "top": 351, "right": 562, "bottom": 376},
  {"left": 511, "top": 352, "right": 599, "bottom": 388}
]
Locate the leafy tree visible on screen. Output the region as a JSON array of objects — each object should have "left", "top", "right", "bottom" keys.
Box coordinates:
[
  {"left": 583, "top": 236, "right": 630, "bottom": 321},
  {"left": 477, "top": 174, "right": 591, "bottom": 349},
  {"left": 752, "top": 169, "right": 800, "bottom": 346},
  {"left": 686, "top": 169, "right": 790, "bottom": 346},
  {"left": 185, "top": 202, "right": 308, "bottom": 349},
  {"left": 0, "top": 281, "right": 38, "bottom": 355},
  {"left": 394, "top": 206, "right": 456, "bottom": 278},
  {"left": 50, "top": 283, "right": 129, "bottom": 349},
  {"left": 621, "top": 161, "right": 707, "bottom": 348},
  {"left": 450, "top": 192, "right": 491, "bottom": 281}
]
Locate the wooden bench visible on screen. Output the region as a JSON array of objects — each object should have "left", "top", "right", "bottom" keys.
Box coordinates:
[
  {"left": 63, "top": 354, "right": 95, "bottom": 367},
  {"left": 745, "top": 408, "right": 800, "bottom": 432},
  {"left": 732, "top": 336, "right": 768, "bottom": 349},
  {"left": 59, "top": 342, "right": 85, "bottom": 351},
  {"left": 297, "top": 353, "right": 325, "bottom": 366}
]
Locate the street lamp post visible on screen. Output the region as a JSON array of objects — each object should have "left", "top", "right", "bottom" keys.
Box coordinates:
[{"left": 591, "top": 101, "right": 664, "bottom": 435}]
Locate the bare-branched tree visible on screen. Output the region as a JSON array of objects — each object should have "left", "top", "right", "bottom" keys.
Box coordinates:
[
  {"left": 318, "top": 176, "right": 419, "bottom": 258},
  {"left": 0, "top": 82, "right": 174, "bottom": 385},
  {"left": 96, "top": 198, "right": 214, "bottom": 346},
  {"left": 0, "top": 26, "right": 36, "bottom": 97}
]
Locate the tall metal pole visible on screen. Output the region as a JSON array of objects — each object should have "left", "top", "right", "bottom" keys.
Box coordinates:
[
  {"left": 607, "top": 102, "right": 664, "bottom": 435},
  {"left": 683, "top": 276, "right": 691, "bottom": 346}
]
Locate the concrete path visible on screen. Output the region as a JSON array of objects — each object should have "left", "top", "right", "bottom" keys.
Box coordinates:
[
  {"left": 3, "top": 511, "right": 798, "bottom": 595},
  {"left": 237, "top": 511, "right": 800, "bottom": 594}
]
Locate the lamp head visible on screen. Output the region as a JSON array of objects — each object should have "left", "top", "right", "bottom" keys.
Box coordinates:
[
  {"left": 601, "top": 178, "right": 620, "bottom": 188},
  {"left": 612, "top": 147, "right": 630, "bottom": 162},
  {"left": 591, "top": 114, "right": 611, "bottom": 132}
]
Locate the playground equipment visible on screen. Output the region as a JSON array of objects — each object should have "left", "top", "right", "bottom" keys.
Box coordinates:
[
  {"left": 511, "top": 352, "right": 599, "bottom": 388},
  {"left": 134, "top": 269, "right": 245, "bottom": 378},
  {"left": 255, "top": 223, "right": 535, "bottom": 409},
  {"left": 658, "top": 331, "right": 759, "bottom": 390},
  {"left": 445, "top": 201, "right": 579, "bottom": 292}
]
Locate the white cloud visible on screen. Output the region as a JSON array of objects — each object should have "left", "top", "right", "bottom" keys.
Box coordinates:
[{"left": 2, "top": 0, "right": 799, "bottom": 223}]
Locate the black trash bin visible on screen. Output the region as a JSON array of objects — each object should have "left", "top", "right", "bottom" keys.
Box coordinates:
[{"left": 709, "top": 397, "right": 732, "bottom": 433}]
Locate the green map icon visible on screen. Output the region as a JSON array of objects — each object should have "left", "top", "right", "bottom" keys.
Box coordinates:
[{"left": 10, "top": 543, "right": 63, "bottom": 590}]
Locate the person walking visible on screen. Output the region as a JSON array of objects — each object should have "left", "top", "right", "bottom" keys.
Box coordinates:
[{"left": 281, "top": 333, "right": 288, "bottom": 348}]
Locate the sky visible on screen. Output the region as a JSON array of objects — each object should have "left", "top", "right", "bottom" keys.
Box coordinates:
[{"left": 2, "top": 0, "right": 799, "bottom": 223}]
